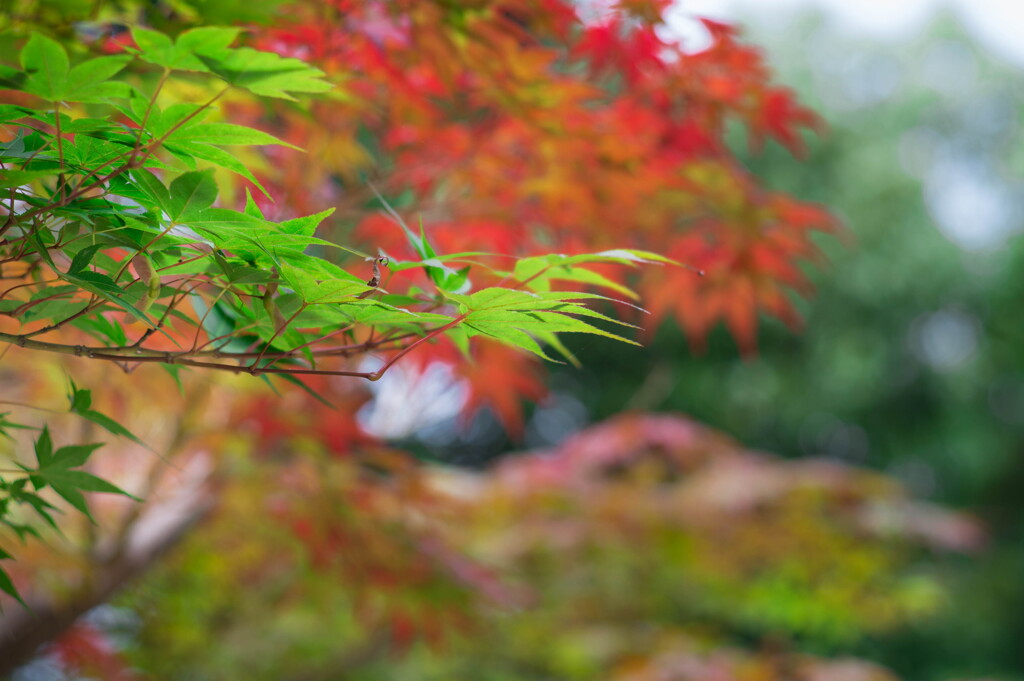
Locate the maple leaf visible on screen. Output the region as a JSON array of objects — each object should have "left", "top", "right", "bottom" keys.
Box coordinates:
[{"left": 239, "top": 0, "right": 837, "bottom": 364}]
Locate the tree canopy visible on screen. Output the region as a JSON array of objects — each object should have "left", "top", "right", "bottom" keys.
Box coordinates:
[{"left": 0, "top": 2, "right": 994, "bottom": 679}]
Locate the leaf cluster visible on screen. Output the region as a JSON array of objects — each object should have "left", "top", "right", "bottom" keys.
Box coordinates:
[
  {"left": 0, "top": 22, "right": 673, "bottom": 608},
  {"left": 0, "top": 383, "right": 141, "bottom": 607},
  {"left": 1, "top": 26, "right": 661, "bottom": 383}
]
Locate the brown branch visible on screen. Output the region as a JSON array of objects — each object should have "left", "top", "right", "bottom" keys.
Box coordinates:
[
  {"left": 53, "top": 104, "right": 66, "bottom": 202},
  {"left": 131, "top": 69, "right": 170, "bottom": 163},
  {"left": 129, "top": 279, "right": 207, "bottom": 348},
  {"left": 367, "top": 314, "right": 467, "bottom": 381},
  {"left": 0, "top": 277, "right": 62, "bottom": 302},
  {"left": 87, "top": 352, "right": 377, "bottom": 378},
  {"left": 248, "top": 304, "right": 308, "bottom": 372},
  {"left": 5, "top": 290, "right": 78, "bottom": 317},
  {"left": 21, "top": 297, "right": 103, "bottom": 338},
  {"left": 0, "top": 87, "right": 228, "bottom": 233},
  {"left": 0, "top": 322, "right": 459, "bottom": 380},
  {"left": 0, "top": 493, "right": 214, "bottom": 677}
]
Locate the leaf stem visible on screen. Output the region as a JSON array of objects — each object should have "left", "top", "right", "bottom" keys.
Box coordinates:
[{"left": 368, "top": 314, "right": 467, "bottom": 381}]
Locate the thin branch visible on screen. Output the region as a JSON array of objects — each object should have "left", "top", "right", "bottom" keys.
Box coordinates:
[
  {"left": 0, "top": 400, "right": 63, "bottom": 413},
  {"left": 5, "top": 290, "right": 77, "bottom": 317},
  {"left": 248, "top": 304, "right": 308, "bottom": 372},
  {"left": 132, "top": 68, "right": 170, "bottom": 163},
  {"left": 0, "top": 277, "right": 62, "bottom": 301},
  {"left": 149, "top": 87, "right": 230, "bottom": 150},
  {"left": 21, "top": 297, "right": 103, "bottom": 338},
  {"left": 53, "top": 104, "right": 66, "bottom": 202},
  {"left": 368, "top": 314, "right": 467, "bottom": 381}
]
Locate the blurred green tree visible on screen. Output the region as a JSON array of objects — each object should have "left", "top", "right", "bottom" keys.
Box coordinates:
[
  {"left": 0, "top": 3, "right": 1002, "bottom": 681},
  {"left": 538, "top": 12, "right": 1024, "bottom": 681}
]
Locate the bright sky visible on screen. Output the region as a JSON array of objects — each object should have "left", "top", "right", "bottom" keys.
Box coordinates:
[
  {"left": 667, "top": 0, "right": 1024, "bottom": 254},
  {"left": 673, "top": 0, "right": 1024, "bottom": 66}
]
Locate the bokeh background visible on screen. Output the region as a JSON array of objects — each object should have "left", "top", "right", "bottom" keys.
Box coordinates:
[
  {"left": 403, "top": 2, "right": 1024, "bottom": 678},
  {"left": 4, "top": 1, "right": 1023, "bottom": 680},
  {"left": 575, "top": 4, "right": 1024, "bottom": 680}
]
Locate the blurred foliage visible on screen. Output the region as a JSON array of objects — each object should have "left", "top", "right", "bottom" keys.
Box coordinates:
[
  {"left": 109, "top": 414, "right": 973, "bottom": 681},
  {"left": 0, "top": 4, "right": 668, "bottom": 605},
  {"left": 535, "top": 11, "right": 1024, "bottom": 681},
  {"left": 1, "top": 3, "right": 1016, "bottom": 681}
]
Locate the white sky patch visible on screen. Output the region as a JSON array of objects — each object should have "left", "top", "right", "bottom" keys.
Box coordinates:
[
  {"left": 668, "top": 0, "right": 1024, "bottom": 255},
  {"left": 357, "top": 359, "right": 469, "bottom": 440},
  {"left": 950, "top": 0, "right": 1024, "bottom": 65},
  {"left": 670, "top": 0, "right": 1024, "bottom": 66},
  {"left": 811, "top": 0, "right": 935, "bottom": 37},
  {"left": 924, "top": 155, "right": 1021, "bottom": 252},
  {"left": 910, "top": 307, "right": 980, "bottom": 372}
]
